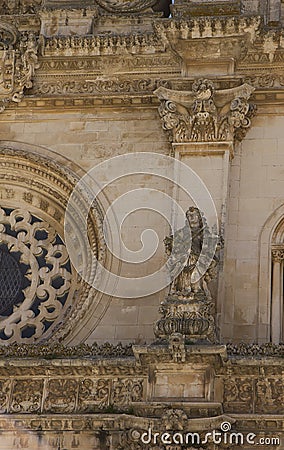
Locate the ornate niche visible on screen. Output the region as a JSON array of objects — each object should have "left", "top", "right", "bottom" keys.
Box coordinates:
[
  {"left": 0, "top": 144, "right": 106, "bottom": 344},
  {"left": 0, "top": 22, "right": 39, "bottom": 112}
]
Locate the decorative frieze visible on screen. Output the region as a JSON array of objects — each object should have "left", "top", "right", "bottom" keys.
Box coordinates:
[
  {"left": 223, "top": 373, "right": 284, "bottom": 415},
  {"left": 0, "top": 341, "right": 134, "bottom": 358},
  {"left": 41, "top": 32, "right": 166, "bottom": 57},
  {"left": 153, "top": 16, "right": 261, "bottom": 42},
  {"left": 32, "top": 78, "right": 171, "bottom": 96},
  {"left": 37, "top": 53, "right": 180, "bottom": 75},
  {"left": 226, "top": 342, "right": 284, "bottom": 356},
  {"left": 171, "top": 0, "right": 241, "bottom": 19},
  {"left": 0, "top": 376, "right": 145, "bottom": 414}
]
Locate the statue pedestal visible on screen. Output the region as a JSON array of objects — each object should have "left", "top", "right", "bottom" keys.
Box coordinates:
[
  {"left": 133, "top": 343, "right": 226, "bottom": 405},
  {"left": 154, "top": 294, "right": 217, "bottom": 344}
]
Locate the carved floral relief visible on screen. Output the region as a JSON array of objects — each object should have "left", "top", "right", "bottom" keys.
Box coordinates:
[{"left": 0, "top": 23, "right": 39, "bottom": 112}]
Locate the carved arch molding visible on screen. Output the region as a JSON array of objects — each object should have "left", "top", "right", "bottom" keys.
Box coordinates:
[{"left": 0, "top": 144, "right": 107, "bottom": 345}]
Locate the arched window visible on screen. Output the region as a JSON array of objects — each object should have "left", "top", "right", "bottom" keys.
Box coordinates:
[{"left": 271, "top": 221, "right": 284, "bottom": 343}]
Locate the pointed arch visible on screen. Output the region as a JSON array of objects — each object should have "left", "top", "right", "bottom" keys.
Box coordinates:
[{"left": 259, "top": 204, "right": 284, "bottom": 343}]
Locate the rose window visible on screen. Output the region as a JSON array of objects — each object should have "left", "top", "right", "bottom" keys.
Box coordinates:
[{"left": 0, "top": 207, "right": 72, "bottom": 343}]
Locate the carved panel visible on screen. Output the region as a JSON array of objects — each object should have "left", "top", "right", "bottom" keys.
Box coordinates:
[
  {"left": 44, "top": 379, "right": 78, "bottom": 413},
  {"left": 0, "top": 379, "right": 12, "bottom": 413},
  {"left": 112, "top": 378, "right": 144, "bottom": 405},
  {"left": 10, "top": 379, "right": 43, "bottom": 413},
  {"left": 223, "top": 377, "right": 254, "bottom": 413},
  {"left": 255, "top": 377, "right": 284, "bottom": 414},
  {"left": 78, "top": 377, "right": 144, "bottom": 411},
  {"left": 0, "top": 1, "right": 42, "bottom": 15}
]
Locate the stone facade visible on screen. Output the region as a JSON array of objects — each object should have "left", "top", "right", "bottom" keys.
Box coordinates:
[{"left": 0, "top": 0, "right": 283, "bottom": 449}]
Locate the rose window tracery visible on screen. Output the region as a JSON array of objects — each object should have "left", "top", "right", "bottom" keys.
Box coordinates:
[{"left": 0, "top": 207, "right": 72, "bottom": 343}]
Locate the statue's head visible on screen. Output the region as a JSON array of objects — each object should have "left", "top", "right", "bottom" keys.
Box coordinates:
[{"left": 185, "top": 206, "right": 202, "bottom": 229}]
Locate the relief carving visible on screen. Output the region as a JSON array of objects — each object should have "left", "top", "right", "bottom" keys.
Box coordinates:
[
  {"left": 226, "top": 342, "right": 284, "bottom": 356},
  {"left": 155, "top": 79, "right": 256, "bottom": 144},
  {"left": 272, "top": 248, "right": 284, "bottom": 262},
  {"left": 255, "top": 370, "right": 284, "bottom": 414},
  {"left": 10, "top": 379, "right": 43, "bottom": 413},
  {"left": 96, "top": 0, "right": 158, "bottom": 13},
  {"left": 162, "top": 409, "right": 188, "bottom": 431},
  {"left": 32, "top": 78, "right": 171, "bottom": 96},
  {"left": 0, "top": 1, "right": 42, "bottom": 15},
  {"left": 44, "top": 379, "right": 78, "bottom": 413},
  {"left": 0, "top": 379, "right": 11, "bottom": 413},
  {"left": 42, "top": 32, "right": 166, "bottom": 57},
  {"left": 112, "top": 378, "right": 144, "bottom": 406},
  {"left": 0, "top": 25, "right": 39, "bottom": 112},
  {"left": 223, "top": 377, "right": 254, "bottom": 413},
  {"left": 78, "top": 377, "right": 144, "bottom": 411}
]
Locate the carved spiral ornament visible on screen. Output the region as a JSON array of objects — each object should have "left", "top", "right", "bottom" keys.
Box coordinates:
[{"left": 0, "top": 207, "right": 72, "bottom": 343}]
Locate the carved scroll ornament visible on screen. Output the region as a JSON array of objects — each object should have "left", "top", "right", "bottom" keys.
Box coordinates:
[
  {"left": 154, "top": 79, "right": 256, "bottom": 144},
  {"left": 0, "top": 23, "right": 39, "bottom": 112}
]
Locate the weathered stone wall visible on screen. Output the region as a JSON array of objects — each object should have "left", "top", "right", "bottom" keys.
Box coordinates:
[
  {"left": 223, "top": 107, "right": 284, "bottom": 343},
  {"left": 0, "top": 343, "right": 282, "bottom": 449},
  {"left": 1, "top": 0, "right": 284, "bottom": 346}
]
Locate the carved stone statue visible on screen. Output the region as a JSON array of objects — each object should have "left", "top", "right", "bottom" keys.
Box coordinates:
[
  {"left": 165, "top": 206, "right": 219, "bottom": 300},
  {"left": 154, "top": 206, "right": 222, "bottom": 344}
]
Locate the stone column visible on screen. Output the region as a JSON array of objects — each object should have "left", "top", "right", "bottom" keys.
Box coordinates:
[
  {"left": 271, "top": 249, "right": 284, "bottom": 343},
  {"left": 154, "top": 79, "right": 256, "bottom": 343}
]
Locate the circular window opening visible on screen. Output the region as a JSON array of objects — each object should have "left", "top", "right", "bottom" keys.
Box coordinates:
[{"left": 0, "top": 247, "right": 23, "bottom": 315}]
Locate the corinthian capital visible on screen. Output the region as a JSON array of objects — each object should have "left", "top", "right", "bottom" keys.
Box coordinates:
[
  {"left": 272, "top": 248, "right": 284, "bottom": 263},
  {"left": 154, "top": 79, "right": 256, "bottom": 144}
]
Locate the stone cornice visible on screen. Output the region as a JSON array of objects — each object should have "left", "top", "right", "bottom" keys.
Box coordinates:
[
  {"left": 3, "top": 12, "right": 284, "bottom": 111},
  {"left": 3, "top": 89, "right": 284, "bottom": 113}
]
